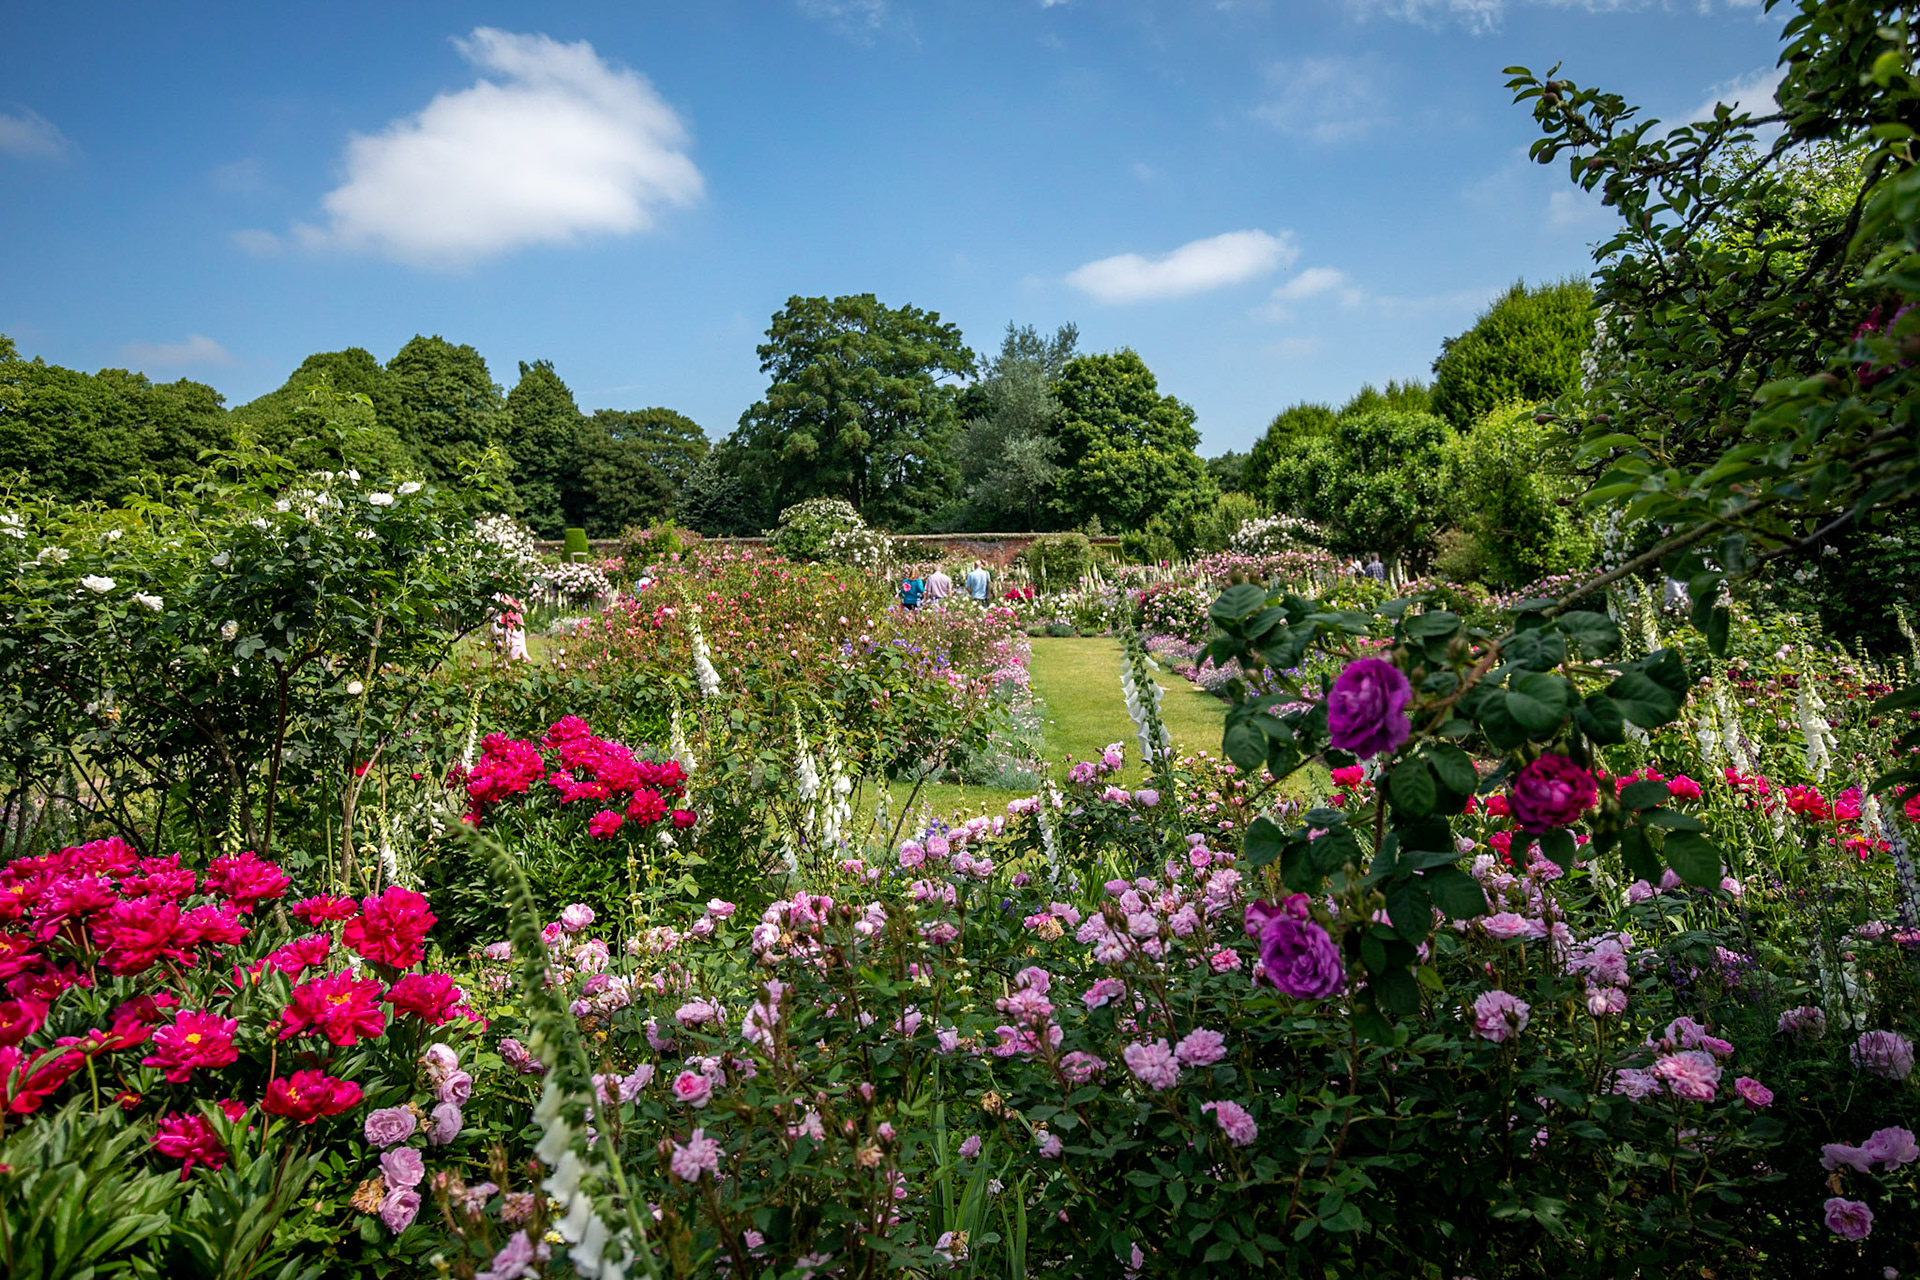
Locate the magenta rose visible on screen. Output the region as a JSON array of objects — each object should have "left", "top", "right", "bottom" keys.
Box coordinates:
[
  {"left": 1326, "top": 658, "right": 1412, "bottom": 761},
  {"left": 1507, "top": 754, "right": 1598, "bottom": 833},
  {"left": 1252, "top": 911, "right": 1344, "bottom": 1000}
]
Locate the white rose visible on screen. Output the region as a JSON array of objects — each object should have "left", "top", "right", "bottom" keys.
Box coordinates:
[
  {"left": 220, "top": 620, "right": 239, "bottom": 641},
  {"left": 104, "top": 528, "right": 123, "bottom": 541},
  {"left": 398, "top": 481, "right": 423, "bottom": 496},
  {"left": 133, "top": 593, "right": 164, "bottom": 612},
  {"left": 346, "top": 680, "right": 365, "bottom": 696},
  {"left": 81, "top": 575, "right": 115, "bottom": 593},
  {"left": 211, "top": 552, "right": 230, "bottom": 568},
  {"left": 369, "top": 493, "right": 395, "bottom": 507},
  {"left": 36, "top": 546, "right": 69, "bottom": 565},
  {"left": 345, "top": 469, "right": 361, "bottom": 482}
]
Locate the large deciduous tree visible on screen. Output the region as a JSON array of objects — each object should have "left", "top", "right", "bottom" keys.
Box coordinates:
[
  {"left": 1429, "top": 279, "right": 1593, "bottom": 431},
  {"left": 1266, "top": 408, "right": 1454, "bottom": 563},
  {"left": 1048, "top": 349, "right": 1214, "bottom": 531},
  {"left": 229, "top": 347, "right": 417, "bottom": 475},
  {"left": 384, "top": 336, "right": 505, "bottom": 487},
  {"left": 728, "top": 294, "right": 975, "bottom": 530},
  {"left": 573, "top": 408, "right": 709, "bottom": 536},
  {"left": 504, "top": 359, "right": 585, "bottom": 536},
  {"left": 957, "top": 322, "right": 1078, "bottom": 529}
]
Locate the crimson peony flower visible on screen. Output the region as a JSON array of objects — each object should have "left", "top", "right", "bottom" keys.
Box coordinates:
[
  {"left": 342, "top": 886, "right": 436, "bottom": 970},
  {"left": 93, "top": 896, "right": 192, "bottom": 974},
  {"left": 291, "top": 894, "right": 358, "bottom": 925},
  {"left": 141, "top": 1010, "right": 240, "bottom": 1083},
  {"left": 1325, "top": 657, "right": 1412, "bottom": 761},
  {"left": 278, "top": 971, "right": 387, "bottom": 1046},
  {"left": 153, "top": 1111, "right": 227, "bottom": 1178},
  {"left": 671, "top": 808, "right": 697, "bottom": 829},
  {"left": 203, "top": 851, "right": 290, "bottom": 913},
  {"left": 0, "top": 998, "right": 45, "bottom": 1048},
  {"left": 1507, "top": 755, "right": 1598, "bottom": 833},
  {"left": 587, "top": 809, "right": 624, "bottom": 840},
  {"left": 64, "top": 836, "right": 139, "bottom": 876},
  {"left": 261, "top": 932, "right": 333, "bottom": 977},
  {"left": 388, "top": 972, "right": 463, "bottom": 1024},
  {"left": 179, "top": 902, "right": 250, "bottom": 948},
  {"left": 625, "top": 789, "right": 667, "bottom": 825},
  {"left": 1, "top": 1044, "right": 87, "bottom": 1113},
  {"left": 262, "top": 1069, "right": 363, "bottom": 1124}
]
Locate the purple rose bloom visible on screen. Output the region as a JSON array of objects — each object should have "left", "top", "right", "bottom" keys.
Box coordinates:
[
  {"left": 1325, "top": 658, "right": 1412, "bottom": 760},
  {"left": 1507, "top": 754, "right": 1597, "bottom": 833},
  {"left": 362, "top": 1106, "right": 416, "bottom": 1149},
  {"left": 1823, "top": 1196, "right": 1873, "bottom": 1242},
  {"left": 1254, "top": 914, "right": 1344, "bottom": 1000},
  {"left": 428, "top": 1101, "right": 464, "bottom": 1145},
  {"left": 380, "top": 1187, "right": 421, "bottom": 1235},
  {"left": 1849, "top": 1029, "right": 1915, "bottom": 1080}
]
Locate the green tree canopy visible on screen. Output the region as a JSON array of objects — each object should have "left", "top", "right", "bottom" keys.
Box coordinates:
[
  {"left": 1429, "top": 279, "right": 1592, "bottom": 430},
  {"left": 728, "top": 294, "right": 975, "bottom": 530},
  {"left": 0, "top": 338, "right": 231, "bottom": 505},
  {"left": 957, "top": 322, "right": 1078, "bottom": 529},
  {"left": 228, "top": 347, "right": 417, "bottom": 475},
  {"left": 1438, "top": 401, "right": 1595, "bottom": 587},
  {"left": 385, "top": 336, "right": 505, "bottom": 486},
  {"left": 1266, "top": 408, "right": 1454, "bottom": 563},
  {"left": 504, "top": 359, "right": 585, "bottom": 536},
  {"left": 1243, "top": 401, "right": 1335, "bottom": 500},
  {"left": 572, "top": 408, "right": 709, "bottom": 537},
  {"left": 1048, "top": 349, "right": 1213, "bottom": 531}
]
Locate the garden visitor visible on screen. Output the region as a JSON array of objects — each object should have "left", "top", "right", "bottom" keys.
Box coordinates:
[
  {"left": 926, "top": 564, "right": 953, "bottom": 605},
  {"left": 964, "top": 561, "right": 991, "bottom": 603},
  {"left": 898, "top": 574, "right": 926, "bottom": 610},
  {"left": 1365, "top": 553, "right": 1386, "bottom": 581}
]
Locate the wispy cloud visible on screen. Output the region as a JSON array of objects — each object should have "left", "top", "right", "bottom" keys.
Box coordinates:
[
  {"left": 1254, "top": 266, "right": 1364, "bottom": 320},
  {"left": 0, "top": 107, "right": 71, "bottom": 160},
  {"left": 292, "top": 29, "right": 702, "bottom": 270},
  {"left": 1688, "top": 65, "right": 1785, "bottom": 123},
  {"left": 1252, "top": 56, "right": 1391, "bottom": 145},
  {"left": 1340, "top": 0, "right": 1762, "bottom": 35},
  {"left": 797, "top": 0, "right": 893, "bottom": 40},
  {"left": 1066, "top": 230, "right": 1298, "bottom": 303},
  {"left": 120, "top": 334, "right": 238, "bottom": 369}
]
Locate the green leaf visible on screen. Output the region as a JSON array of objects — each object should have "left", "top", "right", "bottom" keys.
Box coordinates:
[
  {"left": 1505, "top": 672, "right": 1570, "bottom": 734},
  {"left": 1210, "top": 584, "right": 1269, "bottom": 626},
  {"left": 1223, "top": 722, "right": 1266, "bottom": 772},
  {"left": 1423, "top": 865, "right": 1488, "bottom": 919},
  {"left": 1374, "top": 966, "right": 1421, "bottom": 1015},
  {"left": 1427, "top": 744, "right": 1478, "bottom": 796},
  {"left": 1606, "top": 672, "right": 1680, "bottom": 727},
  {"left": 1383, "top": 876, "right": 1432, "bottom": 940},
  {"left": 1405, "top": 609, "right": 1461, "bottom": 639},
  {"left": 1557, "top": 611, "right": 1621, "bottom": 658},
  {"left": 1663, "top": 831, "right": 1722, "bottom": 887},
  {"left": 1573, "top": 694, "right": 1627, "bottom": 746},
  {"left": 1642, "top": 807, "right": 1705, "bottom": 832},
  {"left": 1505, "top": 628, "right": 1566, "bottom": 672},
  {"left": 1618, "top": 779, "right": 1669, "bottom": 810},
  {"left": 1243, "top": 817, "right": 1287, "bottom": 870},
  {"left": 1390, "top": 759, "right": 1438, "bottom": 817},
  {"left": 1619, "top": 825, "right": 1660, "bottom": 882},
  {"left": 1308, "top": 825, "right": 1361, "bottom": 876},
  {"left": 1870, "top": 682, "right": 1920, "bottom": 714}
]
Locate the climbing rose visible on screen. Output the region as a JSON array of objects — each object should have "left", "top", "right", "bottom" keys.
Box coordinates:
[
  {"left": 670, "top": 1128, "right": 723, "bottom": 1182},
  {"left": 1174, "top": 1028, "right": 1227, "bottom": 1068},
  {"left": 1471, "top": 990, "right": 1530, "bottom": 1043},
  {"left": 380, "top": 1188, "right": 421, "bottom": 1234},
  {"left": 262, "top": 1070, "right": 362, "bottom": 1124},
  {"left": 1251, "top": 910, "right": 1344, "bottom": 999},
  {"left": 1325, "top": 658, "right": 1412, "bottom": 760},
  {"left": 1202, "top": 1100, "right": 1259, "bottom": 1147},
  {"left": 342, "top": 886, "right": 436, "bottom": 969},
  {"left": 380, "top": 1146, "right": 425, "bottom": 1188},
  {"left": 1653, "top": 1050, "right": 1722, "bottom": 1101},
  {"left": 141, "top": 1010, "right": 240, "bottom": 1083},
  {"left": 1849, "top": 1029, "right": 1914, "bottom": 1080},
  {"left": 1508, "top": 754, "right": 1598, "bottom": 833}
]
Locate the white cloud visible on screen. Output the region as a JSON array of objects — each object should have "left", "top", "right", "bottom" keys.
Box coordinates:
[
  {"left": 1254, "top": 266, "right": 1365, "bottom": 320},
  {"left": 120, "top": 335, "right": 238, "bottom": 369},
  {"left": 797, "top": 0, "right": 891, "bottom": 38},
  {"left": 1688, "top": 65, "right": 1785, "bottom": 123},
  {"left": 1066, "top": 230, "right": 1297, "bottom": 303},
  {"left": 295, "top": 29, "right": 702, "bottom": 270},
  {"left": 230, "top": 228, "right": 283, "bottom": 256},
  {"left": 1252, "top": 56, "right": 1391, "bottom": 145},
  {"left": 1342, "top": 0, "right": 1759, "bottom": 33},
  {"left": 0, "top": 108, "right": 70, "bottom": 160}
]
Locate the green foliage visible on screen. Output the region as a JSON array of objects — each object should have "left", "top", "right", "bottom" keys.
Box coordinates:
[
  {"left": 0, "top": 340, "right": 233, "bottom": 506},
  {"left": 1185, "top": 491, "right": 1264, "bottom": 555},
  {"left": 1338, "top": 378, "right": 1432, "bottom": 418},
  {"left": 0, "top": 1101, "right": 186, "bottom": 1280},
  {"left": 1438, "top": 401, "right": 1597, "bottom": 587},
  {"left": 1243, "top": 402, "right": 1335, "bottom": 502},
  {"left": 382, "top": 335, "right": 505, "bottom": 488},
  {"left": 679, "top": 449, "right": 756, "bottom": 536},
  {"left": 503, "top": 359, "right": 584, "bottom": 537},
  {"left": 728, "top": 294, "right": 976, "bottom": 531},
  {"left": 1266, "top": 408, "right": 1455, "bottom": 561},
  {"left": 1023, "top": 531, "right": 1094, "bottom": 588},
  {"left": 956, "top": 322, "right": 1077, "bottom": 530},
  {"left": 563, "top": 526, "right": 591, "bottom": 558},
  {"left": 572, "top": 406, "right": 709, "bottom": 536},
  {"left": 1430, "top": 279, "right": 1593, "bottom": 430},
  {"left": 228, "top": 349, "right": 416, "bottom": 477},
  {"left": 1048, "top": 349, "right": 1215, "bottom": 532}
]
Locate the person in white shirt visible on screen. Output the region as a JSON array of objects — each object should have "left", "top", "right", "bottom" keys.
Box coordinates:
[
  {"left": 964, "top": 562, "right": 991, "bottom": 603},
  {"left": 925, "top": 565, "right": 954, "bottom": 605}
]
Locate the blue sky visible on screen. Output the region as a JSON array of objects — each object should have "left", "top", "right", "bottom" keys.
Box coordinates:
[{"left": 0, "top": 0, "right": 1786, "bottom": 454}]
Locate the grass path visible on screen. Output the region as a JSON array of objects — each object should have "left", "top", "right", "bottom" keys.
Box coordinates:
[{"left": 1026, "top": 636, "right": 1225, "bottom": 782}]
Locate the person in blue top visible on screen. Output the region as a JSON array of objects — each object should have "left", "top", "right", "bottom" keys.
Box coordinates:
[
  {"left": 963, "top": 561, "right": 991, "bottom": 604},
  {"left": 898, "top": 575, "right": 926, "bottom": 609}
]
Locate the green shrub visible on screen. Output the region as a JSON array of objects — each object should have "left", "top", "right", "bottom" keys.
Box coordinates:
[
  {"left": 615, "top": 520, "right": 700, "bottom": 571},
  {"left": 1266, "top": 408, "right": 1455, "bottom": 563},
  {"left": 562, "top": 526, "right": 591, "bottom": 560},
  {"left": 1023, "top": 531, "right": 1094, "bottom": 587},
  {"left": 1440, "top": 401, "right": 1596, "bottom": 587},
  {"left": 769, "top": 497, "right": 864, "bottom": 562},
  {"left": 1430, "top": 278, "right": 1593, "bottom": 430}
]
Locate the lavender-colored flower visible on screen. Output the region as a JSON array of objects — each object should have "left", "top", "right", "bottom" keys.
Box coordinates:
[
  {"left": 1174, "top": 1028, "right": 1227, "bottom": 1067},
  {"left": 1823, "top": 1197, "right": 1874, "bottom": 1242},
  {"left": 428, "top": 1102, "right": 463, "bottom": 1145},
  {"left": 498, "top": 1038, "right": 546, "bottom": 1076},
  {"left": 1034, "top": 1129, "right": 1063, "bottom": 1158},
  {"left": 1059, "top": 1051, "right": 1106, "bottom": 1084},
  {"left": 1252, "top": 913, "right": 1345, "bottom": 999},
  {"left": 1132, "top": 788, "right": 1160, "bottom": 808},
  {"left": 1611, "top": 1068, "right": 1659, "bottom": 1099},
  {"left": 437, "top": 1069, "right": 474, "bottom": 1106},
  {"left": 380, "top": 1146, "right": 425, "bottom": 1188},
  {"left": 1653, "top": 1049, "right": 1722, "bottom": 1101},
  {"left": 1777, "top": 1005, "right": 1827, "bottom": 1042},
  {"left": 957, "top": 1134, "right": 982, "bottom": 1159},
  {"left": 1121, "top": 1039, "right": 1182, "bottom": 1090},
  {"left": 363, "top": 1106, "right": 416, "bottom": 1149},
  {"left": 477, "top": 1230, "right": 548, "bottom": 1280},
  {"left": 1471, "top": 990, "right": 1530, "bottom": 1043},
  {"left": 559, "top": 902, "right": 595, "bottom": 932},
  {"left": 669, "top": 1128, "right": 723, "bottom": 1182},
  {"left": 1862, "top": 1126, "right": 1919, "bottom": 1169},
  {"left": 1325, "top": 657, "right": 1412, "bottom": 760},
  {"left": 379, "top": 1187, "right": 421, "bottom": 1234},
  {"left": 1850, "top": 1029, "right": 1915, "bottom": 1080},
  {"left": 1733, "top": 1076, "right": 1773, "bottom": 1108},
  {"left": 1202, "top": 1100, "right": 1259, "bottom": 1147}
]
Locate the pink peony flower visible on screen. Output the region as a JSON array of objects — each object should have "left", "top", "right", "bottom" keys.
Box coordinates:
[
  {"left": 1471, "top": 990, "right": 1530, "bottom": 1043},
  {"left": 342, "top": 886, "right": 435, "bottom": 970},
  {"left": 152, "top": 1111, "right": 227, "bottom": 1178},
  {"left": 587, "top": 810, "right": 624, "bottom": 840},
  {"left": 140, "top": 1010, "right": 240, "bottom": 1083}
]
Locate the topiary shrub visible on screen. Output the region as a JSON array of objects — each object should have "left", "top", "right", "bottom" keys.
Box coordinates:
[
  {"left": 768, "top": 497, "right": 865, "bottom": 562},
  {"left": 562, "top": 526, "right": 592, "bottom": 560},
  {"left": 1023, "top": 532, "right": 1094, "bottom": 589}
]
